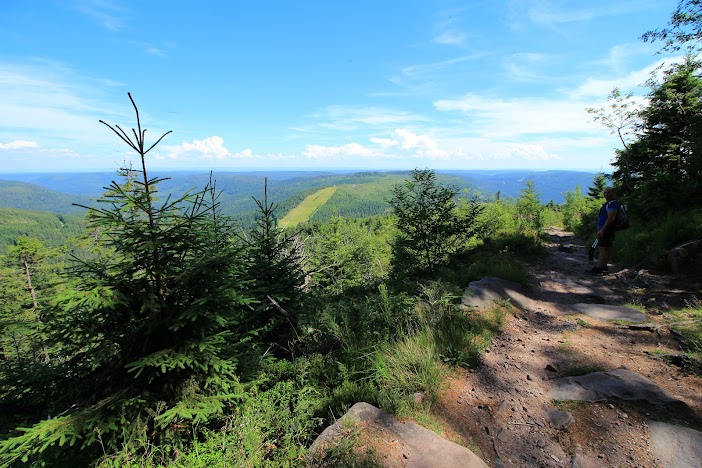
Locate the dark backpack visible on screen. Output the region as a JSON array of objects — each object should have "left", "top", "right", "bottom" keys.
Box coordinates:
[{"left": 612, "top": 202, "right": 630, "bottom": 230}]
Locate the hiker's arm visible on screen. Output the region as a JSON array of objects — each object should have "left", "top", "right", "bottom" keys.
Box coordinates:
[{"left": 597, "top": 210, "right": 617, "bottom": 237}]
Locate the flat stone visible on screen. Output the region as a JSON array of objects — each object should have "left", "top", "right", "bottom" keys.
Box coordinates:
[
  {"left": 549, "top": 368, "right": 685, "bottom": 406},
  {"left": 571, "top": 303, "right": 646, "bottom": 323},
  {"left": 547, "top": 408, "right": 574, "bottom": 430},
  {"left": 649, "top": 421, "right": 702, "bottom": 468},
  {"left": 544, "top": 274, "right": 594, "bottom": 295},
  {"left": 496, "top": 400, "right": 509, "bottom": 415},
  {"left": 462, "top": 277, "right": 536, "bottom": 311},
  {"left": 571, "top": 453, "right": 600, "bottom": 468},
  {"left": 309, "top": 402, "right": 488, "bottom": 467}
]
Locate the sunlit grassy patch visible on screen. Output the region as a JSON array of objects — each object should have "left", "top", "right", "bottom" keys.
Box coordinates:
[
  {"left": 280, "top": 186, "right": 337, "bottom": 227},
  {"left": 665, "top": 303, "right": 702, "bottom": 374}
]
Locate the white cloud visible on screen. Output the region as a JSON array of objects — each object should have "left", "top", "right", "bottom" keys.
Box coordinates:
[
  {"left": 370, "top": 137, "right": 398, "bottom": 147},
  {"left": 570, "top": 56, "right": 682, "bottom": 99},
  {"left": 161, "top": 136, "right": 256, "bottom": 160},
  {"left": 0, "top": 140, "right": 40, "bottom": 150},
  {"left": 393, "top": 129, "right": 447, "bottom": 159},
  {"left": 434, "top": 31, "right": 466, "bottom": 45},
  {"left": 434, "top": 93, "right": 595, "bottom": 137}
]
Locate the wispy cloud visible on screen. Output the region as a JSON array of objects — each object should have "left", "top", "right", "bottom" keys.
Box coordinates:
[
  {"left": 0, "top": 59, "right": 130, "bottom": 152},
  {"left": 0, "top": 140, "right": 40, "bottom": 150},
  {"left": 145, "top": 46, "right": 167, "bottom": 57},
  {"left": 398, "top": 54, "right": 485, "bottom": 80},
  {"left": 503, "top": 52, "right": 562, "bottom": 82},
  {"left": 569, "top": 55, "right": 679, "bottom": 99},
  {"left": 434, "top": 93, "right": 595, "bottom": 137},
  {"left": 434, "top": 31, "right": 466, "bottom": 46},
  {"left": 72, "top": 0, "right": 126, "bottom": 31},
  {"left": 507, "top": 0, "right": 662, "bottom": 32},
  {"left": 290, "top": 105, "right": 428, "bottom": 137}
]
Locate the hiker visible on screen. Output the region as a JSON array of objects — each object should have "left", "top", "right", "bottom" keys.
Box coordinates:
[{"left": 590, "top": 186, "right": 620, "bottom": 274}]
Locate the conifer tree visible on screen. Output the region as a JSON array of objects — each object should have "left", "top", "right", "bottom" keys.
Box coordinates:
[
  {"left": 515, "top": 179, "right": 543, "bottom": 234},
  {"left": 390, "top": 169, "right": 482, "bottom": 275},
  {"left": 0, "top": 94, "right": 256, "bottom": 465},
  {"left": 242, "top": 178, "right": 305, "bottom": 348}
]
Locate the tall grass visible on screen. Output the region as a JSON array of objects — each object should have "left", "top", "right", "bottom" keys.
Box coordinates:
[
  {"left": 615, "top": 209, "right": 702, "bottom": 267},
  {"left": 665, "top": 301, "right": 702, "bottom": 375}
]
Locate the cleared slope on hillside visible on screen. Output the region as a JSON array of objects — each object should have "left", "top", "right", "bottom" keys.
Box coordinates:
[{"left": 280, "top": 187, "right": 338, "bottom": 227}]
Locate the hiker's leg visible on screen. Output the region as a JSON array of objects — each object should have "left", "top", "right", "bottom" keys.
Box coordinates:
[{"left": 598, "top": 246, "right": 610, "bottom": 269}]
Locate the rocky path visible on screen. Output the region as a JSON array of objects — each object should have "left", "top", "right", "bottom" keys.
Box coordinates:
[
  {"left": 438, "top": 227, "right": 702, "bottom": 467},
  {"left": 310, "top": 228, "right": 702, "bottom": 467}
]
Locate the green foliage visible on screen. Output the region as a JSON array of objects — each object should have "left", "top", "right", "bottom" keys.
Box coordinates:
[
  {"left": 390, "top": 169, "right": 483, "bottom": 275},
  {"left": 373, "top": 329, "right": 446, "bottom": 411},
  {"left": 615, "top": 208, "right": 702, "bottom": 266},
  {"left": 476, "top": 200, "right": 514, "bottom": 238},
  {"left": 0, "top": 95, "right": 258, "bottom": 465},
  {"left": 586, "top": 88, "right": 642, "bottom": 154},
  {"left": 307, "top": 422, "right": 382, "bottom": 468},
  {"left": 0, "top": 236, "right": 64, "bottom": 396},
  {"left": 303, "top": 215, "right": 394, "bottom": 293},
  {"left": 642, "top": 0, "right": 702, "bottom": 52},
  {"left": 664, "top": 302, "right": 702, "bottom": 375},
  {"left": 562, "top": 186, "right": 601, "bottom": 233},
  {"left": 515, "top": 179, "right": 543, "bottom": 234},
  {"left": 587, "top": 173, "right": 609, "bottom": 199},
  {"left": 242, "top": 179, "right": 306, "bottom": 348},
  {"left": 0, "top": 208, "right": 84, "bottom": 253},
  {"left": 610, "top": 55, "right": 702, "bottom": 217}
]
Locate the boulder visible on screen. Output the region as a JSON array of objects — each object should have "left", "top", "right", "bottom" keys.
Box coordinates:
[
  {"left": 309, "top": 402, "right": 488, "bottom": 467},
  {"left": 667, "top": 239, "right": 702, "bottom": 273}
]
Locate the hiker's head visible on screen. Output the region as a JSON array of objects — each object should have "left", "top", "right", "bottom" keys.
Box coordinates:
[{"left": 603, "top": 186, "right": 616, "bottom": 201}]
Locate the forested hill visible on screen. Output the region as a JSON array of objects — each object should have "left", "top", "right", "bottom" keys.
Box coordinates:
[
  {"left": 0, "top": 180, "right": 89, "bottom": 216},
  {"left": 0, "top": 208, "right": 84, "bottom": 252}
]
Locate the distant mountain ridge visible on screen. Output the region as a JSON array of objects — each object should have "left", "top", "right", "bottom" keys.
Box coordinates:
[{"left": 0, "top": 170, "right": 599, "bottom": 220}]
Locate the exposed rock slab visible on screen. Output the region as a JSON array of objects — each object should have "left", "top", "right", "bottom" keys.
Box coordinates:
[
  {"left": 571, "top": 303, "right": 646, "bottom": 322},
  {"left": 462, "top": 277, "right": 536, "bottom": 311},
  {"left": 549, "top": 368, "right": 684, "bottom": 406},
  {"left": 649, "top": 421, "right": 702, "bottom": 467},
  {"left": 667, "top": 238, "right": 702, "bottom": 273},
  {"left": 309, "top": 402, "right": 488, "bottom": 467}
]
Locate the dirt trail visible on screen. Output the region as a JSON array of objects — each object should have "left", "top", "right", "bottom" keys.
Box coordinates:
[{"left": 437, "top": 227, "right": 702, "bottom": 467}]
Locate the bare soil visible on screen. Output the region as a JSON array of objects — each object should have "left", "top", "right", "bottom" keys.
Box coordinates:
[{"left": 433, "top": 227, "right": 702, "bottom": 467}]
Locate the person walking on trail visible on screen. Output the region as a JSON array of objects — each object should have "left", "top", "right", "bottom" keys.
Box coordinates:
[{"left": 590, "top": 186, "right": 620, "bottom": 274}]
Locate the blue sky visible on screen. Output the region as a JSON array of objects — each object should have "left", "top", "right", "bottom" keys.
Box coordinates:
[{"left": 0, "top": 0, "right": 681, "bottom": 173}]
